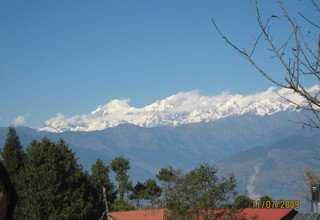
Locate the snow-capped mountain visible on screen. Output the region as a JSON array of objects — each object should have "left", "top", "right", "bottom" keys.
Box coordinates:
[{"left": 39, "top": 86, "right": 318, "bottom": 132}]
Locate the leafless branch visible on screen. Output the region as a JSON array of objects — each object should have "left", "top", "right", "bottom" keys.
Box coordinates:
[
  {"left": 212, "top": 0, "right": 320, "bottom": 128},
  {"left": 311, "top": 0, "right": 320, "bottom": 12},
  {"left": 212, "top": 18, "right": 290, "bottom": 89},
  {"left": 298, "top": 12, "right": 320, "bottom": 29},
  {"left": 298, "top": 28, "right": 319, "bottom": 61}
]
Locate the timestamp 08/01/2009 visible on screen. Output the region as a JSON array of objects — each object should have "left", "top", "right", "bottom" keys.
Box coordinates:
[{"left": 252, "top": 200, "right": 300, "bottom": 209}]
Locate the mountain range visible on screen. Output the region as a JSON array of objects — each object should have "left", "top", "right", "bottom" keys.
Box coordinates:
[
  {"left": 1, "top": 86, "right": 320, "bottom": 211},
  {"left": 1, "top": 111, "right": 317, "bottom": 172},
  {"left": 39, "top": 86, "right": 317, "bottom": 132},
  {"left": 1, "top": 111, "right": 320, "bottom": 211}
]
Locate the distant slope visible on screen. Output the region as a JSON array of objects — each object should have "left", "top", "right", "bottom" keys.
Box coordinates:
[{"left": 216, "top": 134, "right": 320, "bottom": 212}]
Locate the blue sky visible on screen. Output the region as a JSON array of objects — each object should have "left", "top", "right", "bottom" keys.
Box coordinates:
[{"left": 0, "top": 0, "right": 318, "bottom": 128}]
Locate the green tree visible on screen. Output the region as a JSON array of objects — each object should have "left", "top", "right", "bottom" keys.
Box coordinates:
[
  {"left": 110, "top": 156, "right": 132, "bottom": 201},
  {"left": 130, "top": 181, "right": 146, "bottom": 208},
  {"left": 234, "top": 195, "right": 253, "bottom": 209},
  {"left": 156, "top": 166, "right": 176, "bottom": 182},
  {"left": 89, "top": 159, "right": 116, "bottom": 217},
  {"left": 158, "top": 164, "right": 237, "bottom": 220},
  {"left": 130, "top": 179, "right": 161, "bottom": 208},
  {"left": 1, "top": 126, "right": 25, "bottom": 183},
  {"left": 260, "top": 195, "right": 272, "bottom": 203},
  {"left": 110, "top": 156, "right": 134, "bottom": 211},
  {"left": 17, "top": 138, "right": 94, "bottom": 219},
  {"left": 143, "top": 179, "right": 161, "bottom": 203},
  {"left": 111, "top": 199, "right": 136, "bottom": 211}
]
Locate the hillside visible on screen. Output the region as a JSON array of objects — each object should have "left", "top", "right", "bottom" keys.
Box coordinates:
[{"left": 217, "top": 134, "right": 320, "bottom": 212}]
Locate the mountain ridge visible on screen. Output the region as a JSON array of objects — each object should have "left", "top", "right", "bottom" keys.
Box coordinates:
[
  {"left": 39, "top": 86, "right": 318, "bottom": 132},
  {"left": 2, "top": 111, "right": 318, "bottom": 175}
]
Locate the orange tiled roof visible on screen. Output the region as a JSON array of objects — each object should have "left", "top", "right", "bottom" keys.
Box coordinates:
[
  {"left": 109, "top": 209, "right": 166, "bottom": 220},
  {"left": 240, "top": 208, "right": 297, "bottom": 220},
  {"left": 109, "top": 208, "right": 296, "bottom": 220}
]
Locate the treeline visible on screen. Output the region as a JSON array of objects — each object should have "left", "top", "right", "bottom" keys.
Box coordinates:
[{"left": 1, "top": 127, "right": 270, "bottom": 219}]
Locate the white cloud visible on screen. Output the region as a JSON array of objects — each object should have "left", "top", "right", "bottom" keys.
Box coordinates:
[
  {"left": 39, "top": 85, "right": 319, "bottom": 132},
  {"left": 12, "top": 113, "right": 29, "bottom": 126}
]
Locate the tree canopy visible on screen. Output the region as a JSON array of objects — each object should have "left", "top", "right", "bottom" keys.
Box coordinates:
[
  {"left": 90, "top": 159, "right": 116, "bottom": 217},
  {"left": 17, "top": 138, "right": 94, "bottom": 219},
  {"left": 234, "top": 195, "right": 253, "bottom": 209},
  {"left": 157, "top": 164, "right": 237, "bottom": 220},
  {"left": 1, "top": 126, "right": 25, "bottom": 183},
  {"left": 110, "top": 156, "right": 132, "bottom": 201},
  {"left": 0, "top": 129, "right": 250, "bottom": 218},
  {"left": 130, "top": 179, "right": 161, "bottom": 208}
]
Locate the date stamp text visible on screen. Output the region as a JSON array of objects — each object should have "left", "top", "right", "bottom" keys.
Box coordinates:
[{"left": 252, "top": 200, "right": 300, "bottom": 209}]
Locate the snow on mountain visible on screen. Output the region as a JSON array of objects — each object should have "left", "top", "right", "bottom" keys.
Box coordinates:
[{"left": 39, "top": 85, "right": 319, "bottom": 132}]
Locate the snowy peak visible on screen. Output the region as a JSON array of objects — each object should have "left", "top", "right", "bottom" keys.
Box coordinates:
[
  {"left": 91, "top": 99, "right": 132, "bottom": 116},
  {"left": 39, "top": 86, "right": 318, "bottom": 132}
]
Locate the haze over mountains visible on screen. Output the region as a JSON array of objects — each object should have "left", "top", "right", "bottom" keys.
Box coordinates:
[{"left": 39, "top": 86, "right": 317, "bottom": 132}]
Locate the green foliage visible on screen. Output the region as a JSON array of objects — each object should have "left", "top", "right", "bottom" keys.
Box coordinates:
[
  {"left": 111, "top": 198, "right": 136, "bottom": 211},
  {"left": 158, "top": 164, "right": 237, "bottom": 220},
  {"left": 17, "top": 138, "right": 94, "bottom": 219},
  {"left": 156, "top": 166, "right": 175, "bottom": 182},
  {"left": 89, "top": 159, "right": 116, "bottom": 217},
  {"left": 234, "top": 195, "right": 253, "bottom": 209},
  {"left": 111, "top": 156, "right": 132, "bottom": 200},
  {"left": 144, "top": 179, "right": 161, "bottom": 201},
  {"left": 130, "top": 181, "right": 146, "bottom": 207},
  {"left": 1, "top": 126, "right": 25, "bottom": 183},
  {"left": 130, "top": 179, "right": 161, "bottom": 208},
  {"left": 260, "top": 195, "right": 272, "bottom": 203},
  {"left": 0, "top": 130, "right": 245, "bottom": 217}
]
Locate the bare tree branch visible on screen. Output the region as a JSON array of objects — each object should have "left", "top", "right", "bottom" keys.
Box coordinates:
[
  {"left": 311, "top": 0, "right": 320, "bottom": 12},
  {"left": 212, "top": 18, "right": 290, "bottom": 89},
  {"left": 298, "top": 12, "right": 320, "bottom": 29},
  {"left": 212, "top": 0, "right": 320, "bottom": 128}
]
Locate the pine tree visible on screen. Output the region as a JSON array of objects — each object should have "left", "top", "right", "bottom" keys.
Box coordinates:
[
  {"left": 143, "top": 179, "right": 161, "bottom": 203},
  {"left": 130, "top": 179, "right": 161, "bottom": 208},
  {"left": 1, "top": 126, "right": 25, "bottom": 183},
  {"left": 17, "top": 138, "right": 94, "bottom": 219},
  {"left": 90, "top": 159, "right": 116, "bottom": 216},
  {"left": 110, "top": 156, "right": 135, "bottom": 211},
  {"left": 110, "top": 156, "right": 132, "bottom": 201},
  {"left": 130, "top": 181, "right": 146, "bottom": 207}
]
